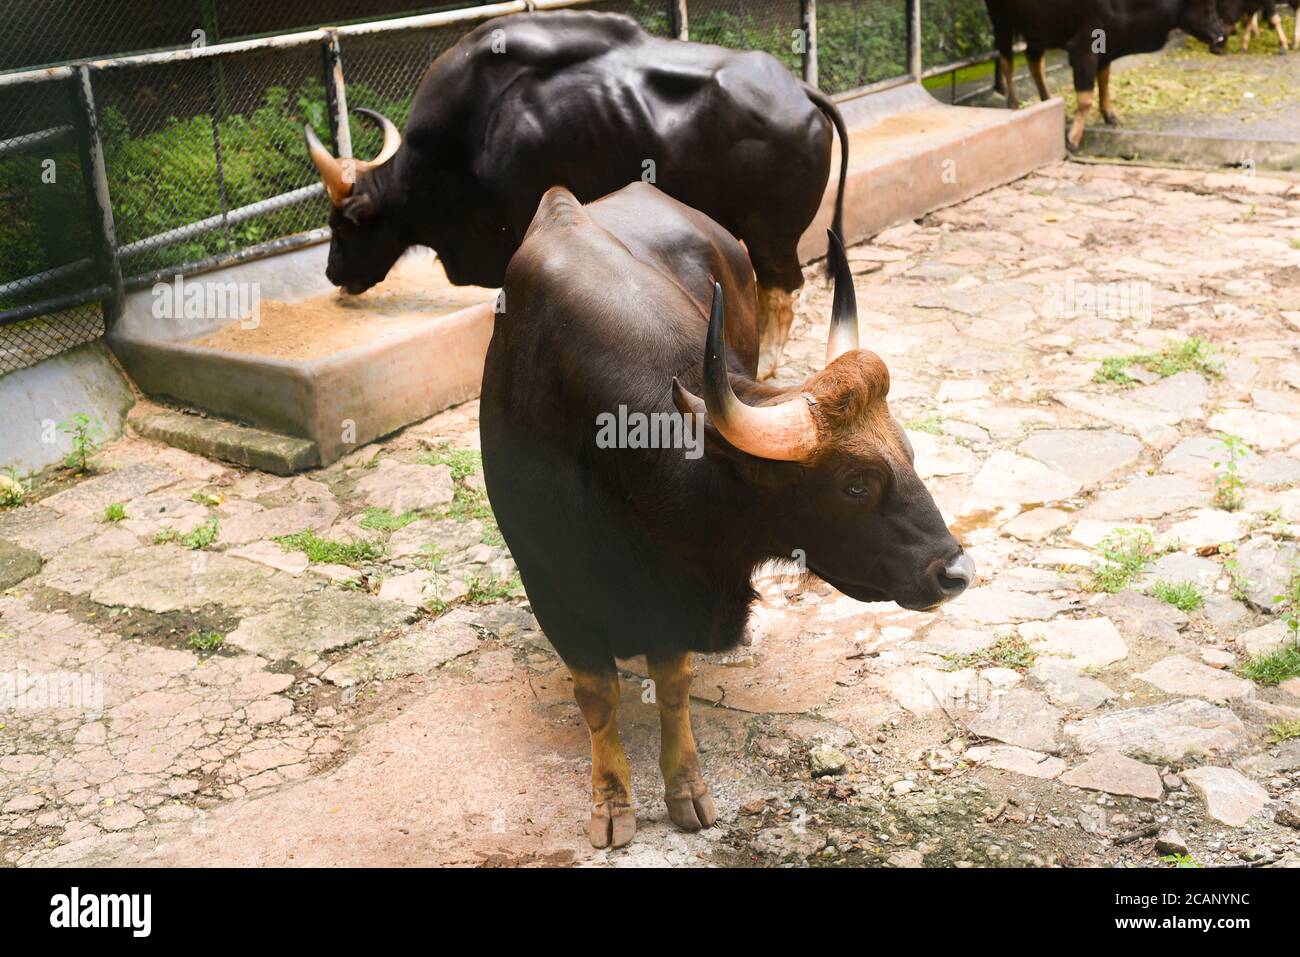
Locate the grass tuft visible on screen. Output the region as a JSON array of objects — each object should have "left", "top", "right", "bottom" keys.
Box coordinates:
[
  {"left": 1268, "top": 719, "right": 1300, "bottom": 744},
  {"left": 946, "top": 632, "right": 1038, "bottom": 672},
  {"left": 103, "top": 502, "right": 126, "bottom": 523},
  {"left": 1148, "top": 579, "right": 1205, "bottom": 613},
  {"left": 418, "top": 444, "right": 483, "bottom": 482},
  {"left": 1094, "top": 337, "right": 1222, "bottom": 386},
  {"left": 156, "top": 517, "right": 219, "bottom": 550},
  {"left": 187, "top": 631, "right": 224, "bottom": 652},
  {"left": 1088, "top": 528, "right": 1157, "bottom": 593},
  {"left": 903, "top": 412, "right": 943, "bottom": 435},
  {"left": 358, "top": 507, "right": 420, "bottom": 533},
  {"left": 275, "top": 530, "right": 384, "bottom": 566},
  {"left": 1237, "top": 643, "right": 1300, "bottom": 686},
  {"left": 466, "top": 574, "right": 523, "bottom": 605}
]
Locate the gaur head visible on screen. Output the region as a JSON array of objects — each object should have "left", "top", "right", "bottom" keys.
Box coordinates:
[
  {"left": 305, "top": 109, "right": 408, "bottom": 295},
  {"left": 674, "top": 232, "right": 975, "bottom": 612},
  {"left": 1183, "top": 0, "right": 1230, "bottom": 52}
]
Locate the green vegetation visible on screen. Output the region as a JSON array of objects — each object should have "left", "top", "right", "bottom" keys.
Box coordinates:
[
  {"left": 903, "top": 412, "right": 944, "bottom": 435},
  {"left": 187, "top": 630, "right": 224, "bottom": 652},
  {"left": 1212, "top": 433, "right": 1249, "bottom": 512},
  {"left": 0, "top": 77, "right": 409, "bottom": 289},
  {"left": 102, "top": 502, "right": 126, "bottom": 523},
  {"left": 190, "top": 490, "right": 223, "bottom": 506},
  {"left": 1094, "top": 337, "right": 1222, "bottom": 386},
  {"left": 59, "top": 413, "right": 103, "bottom": 475},
  {"left": 945, "top": 632, "right": 1037, "bottom": 672},
  {"left": 418, "top": 444, "right": 483, "bottom": 482},
  {"left": 156, "top": 517, "right": 220, "bottom": 550},
  {"left": 1237, "top": 643, "right": 1300, "bottom": 686},
  {"left": 466, "top": 574, "right": 523, "bottom": 605},
  {"left": 1147, "top": 580, "right": 1204, "bottom": 613},
  {"left": 275, "top": 530, "right": 384, "bottom": 566},
  {"left": 1268, "top": 719, "right": 1300, "bottom": 744},
  {"left": 1089, "top": 528, "right": 1157, "bottom": 593},
  {"left": 358, "top": 507, "right": 419, "bottom": 533},
  {"left": 0, "top": 471, "right": 27, "bottom": 509},
  {"left": 1159, "top": 853, "right": 1201, "bottom": 869},
  {"left": 1279, "top": 567, "right": 1300, "bottom": 641}
]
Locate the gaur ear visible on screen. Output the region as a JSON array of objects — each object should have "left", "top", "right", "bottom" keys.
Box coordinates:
[{"left": 340, "top": 193, "right": 378, "bottom": 226}]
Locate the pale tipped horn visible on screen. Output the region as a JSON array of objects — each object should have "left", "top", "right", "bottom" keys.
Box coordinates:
[
  {"left": 304, "top": 123, "right": 353, "bottom": 206},
  {"left": 351, "top": 108, "right": 402, "bottom": 173},
  {"left": 825, "top": 229, "right": 859, "bottom": 365},
  {"left": 700, "top": 282, "right": 820, "bottom": 462},
  {"left": 304, "top": 109, "right": 402, "bottom": 207}
]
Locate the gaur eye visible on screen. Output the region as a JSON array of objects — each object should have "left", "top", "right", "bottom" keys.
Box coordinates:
[{"left": 845, "top": 483, "right": 871, "bottom": 498}]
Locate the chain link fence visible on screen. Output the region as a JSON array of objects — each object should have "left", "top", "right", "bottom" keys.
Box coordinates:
[
  {"left": 0, "top": 80, "right": 105, "bottom": 372},
  {"left": 1, "top": 0, "right": 1002, "bottom": 377}
]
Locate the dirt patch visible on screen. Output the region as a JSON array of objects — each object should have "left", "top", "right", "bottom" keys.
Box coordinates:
[
  {"left": 191, "top": 255, "right": 495, "bottom": 360},
  {"left": 24, "top": 583, "right": 241, "bottom": 656}
]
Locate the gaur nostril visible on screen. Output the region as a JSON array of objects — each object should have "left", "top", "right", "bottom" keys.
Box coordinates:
[{"left": 938, "top": 551, "right": 976, "bottom": 594}]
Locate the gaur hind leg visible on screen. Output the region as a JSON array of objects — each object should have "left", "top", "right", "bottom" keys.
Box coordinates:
[
  {"left": 1028, "top": 50, "right": 1051, "bottom": 101},
  {"left": 756, "top": 284, "right": 797, "bottom": 381},
  {"left": 1099, "top": 64, "right": 1119, "bottom": 126},
  {"left": 999, "top": 55, "right": 1020, "bottom": 109},
  {"left": 1271, "top": 12, "right": 1291, "bottom": 50},
  {"left": 570, "top": 664, "right": 637, "bottom": 848},
  {"left": 646, "top": 652, "right": 716, "bottom": 832}
]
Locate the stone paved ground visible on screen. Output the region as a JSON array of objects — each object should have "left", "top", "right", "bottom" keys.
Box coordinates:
[{"left": 3, "top": 159, "right": 1300, "bottom": 868}]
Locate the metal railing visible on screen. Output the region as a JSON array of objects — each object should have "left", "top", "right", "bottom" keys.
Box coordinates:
[{"left": 0, "top": 0, "right": 998, "bottom": 375}]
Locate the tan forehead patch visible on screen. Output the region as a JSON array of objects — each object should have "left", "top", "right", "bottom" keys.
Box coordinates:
[{"left": 803, "top": 350, "right": 907, "bottom": 464}]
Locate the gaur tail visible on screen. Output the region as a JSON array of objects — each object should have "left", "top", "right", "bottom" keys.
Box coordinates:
[{"left": 804, "top": 84, "right": 848, "bottom": 278}]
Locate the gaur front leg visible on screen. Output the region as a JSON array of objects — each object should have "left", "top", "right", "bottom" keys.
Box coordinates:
[
  {"left": 1098, "top": 64, "right": 1119, "bottom": 125},
  {"left": 1243, "top": 13, "right": 1259, "bottom": 50},
  {"left": 756, "top": 285, "right": 796, "bottom": 381},
  {"left": 999, "top": 55, "right": 1020, "bottom": 109},
  {"left": 571, "top": 666, "right": 636, "bottom": 849},
  {"left": 1067, "top": 56, "right": 1099, "bottom": 150},
  {"left": 646, "top": 652, "right": 717, "bottom": 832}
]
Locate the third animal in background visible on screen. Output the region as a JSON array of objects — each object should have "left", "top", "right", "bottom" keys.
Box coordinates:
[{"left": 983, "top": 0, "right": 1229, "bottom": 148}]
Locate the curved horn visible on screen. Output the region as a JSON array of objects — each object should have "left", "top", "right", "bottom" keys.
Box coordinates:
[
  {"left": 825, "top": 229, "right": 859, "bottom": 365},
  {"left": 352, "top": 108, "right": 402, "bottom": 173},
  {"left": 701, "top": 282, "right": 820, "bottom": 462},
  {"left": 304, "top": 123, "right": 353, "bottom": 206}
]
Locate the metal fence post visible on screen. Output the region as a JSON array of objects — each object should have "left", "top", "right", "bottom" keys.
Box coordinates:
[
  {"left": 670, "top": 0, "right": 688, "bottom": 41},
  {"left": 801, "top": 0, "right": 818, "bottom": 87},
  {"left": 907, "top": 0, "right": 923, "bottom": 81},
  {"left": 322, "top": 29, "right": 353, "bottom": 159},
  {"left": 71, "top": 66, "right": 124, "bottom": 331}
]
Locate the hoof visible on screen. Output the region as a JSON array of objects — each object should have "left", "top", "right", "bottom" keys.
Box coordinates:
[
  {"left": 589, "top": 801, "right": 637, "bottom": 849},
  {"left": 665, "top": 788, "right": 717, "bottom": 832},
  {"left": 1103, "top": 113, "right": 1120, "bottom": 127}
]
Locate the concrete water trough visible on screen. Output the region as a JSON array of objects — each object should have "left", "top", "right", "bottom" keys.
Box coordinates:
[{"left": 109, "top": 82, "right": 1064, "bottom": 472}]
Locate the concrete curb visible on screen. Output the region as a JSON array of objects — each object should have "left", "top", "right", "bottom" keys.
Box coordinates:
[
  {"left": 1080, "top": 126, "right": 1300, "bottom": 171},
  {"left": 129, "top": 408, "right": 318, "bottom": 475}
]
